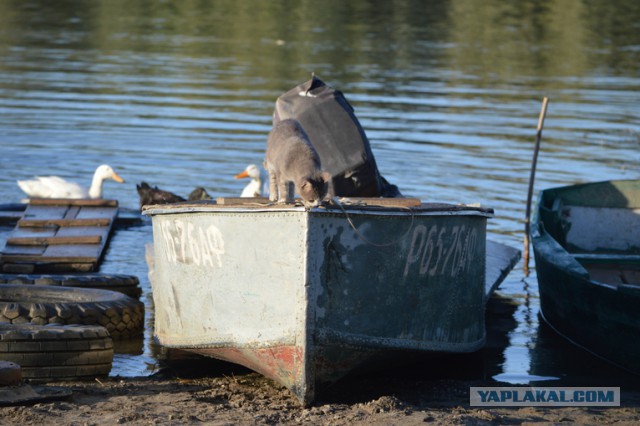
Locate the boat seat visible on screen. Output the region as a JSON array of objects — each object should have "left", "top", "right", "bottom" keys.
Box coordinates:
[
  {"left": 572, "top": 253, "right": 640, "bottom": 287},
  {"left": 571, "top": 253, "right": 640, "bottom": 263}
]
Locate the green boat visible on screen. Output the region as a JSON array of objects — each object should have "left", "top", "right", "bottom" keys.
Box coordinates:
[{"left": 531, "top": 179, "right": 640, "bottom": 374}]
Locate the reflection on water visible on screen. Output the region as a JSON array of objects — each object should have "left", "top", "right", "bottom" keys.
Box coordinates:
[{"left": 0, "top": 0, "right": 639, "bottom": 384}]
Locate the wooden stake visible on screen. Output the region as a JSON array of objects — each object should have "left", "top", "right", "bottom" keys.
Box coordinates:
[{"left": 524, "top": 97, "right": 549, "bottom": 275}]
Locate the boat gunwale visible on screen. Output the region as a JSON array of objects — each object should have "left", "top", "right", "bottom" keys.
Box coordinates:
[
  {"left": 531, "top": 179, "right": 640, "bottom": 270},
  {"left": 534, "top": 231, "right": 640, "bottom": 293},
  {"left": 143, "top": 202, "right": 494, "bottom": 218}
]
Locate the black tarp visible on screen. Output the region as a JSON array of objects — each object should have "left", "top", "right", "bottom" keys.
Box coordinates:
[{"left": 273, "top": 76, "right": 401, "bottom": 198}]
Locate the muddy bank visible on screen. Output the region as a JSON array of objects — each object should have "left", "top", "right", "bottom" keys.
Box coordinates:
[{"left": 2, "top": 359, "right": 639, "bottom": 425}]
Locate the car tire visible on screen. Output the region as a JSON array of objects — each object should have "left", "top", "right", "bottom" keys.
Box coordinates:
[
  {"left": 0, "top": 284, "right": 144, "bottom": 340},
  {"left": 0, "top": 323, "right": 113, "bottom": 381},
  {"left": 0, "top": 273, "right": 142, "bottom": 299}
]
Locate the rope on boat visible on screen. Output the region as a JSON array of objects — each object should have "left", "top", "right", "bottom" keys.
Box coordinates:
[{"left": 328, "top": 197, "right": 416, "bottom": 247}]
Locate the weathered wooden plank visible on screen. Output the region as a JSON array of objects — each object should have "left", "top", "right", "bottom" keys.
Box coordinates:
[
  {"left": 7, "top": 235, "right": 102, "bottom": 246},
  {"left": 5, "top": 226, "right": 57, "bottom": 239},
  {"left": 1, "top": 263, "right": 36, "bottom": 274},
  {"left": 21, "top": 205, "right": 69, "bottom": 221},
  {"left": 55, "top": 226, "right": 106, "bottom": 238},
  {"left": 0, "top": 244, "right": 46, "bottom": 256},
  {"left": 18, "top": 206, "right": 118, "bottom": 227},
  {"left": 18, "top": 218, "right": 111, "bottom": 227},
  {"left": 1, "top": 260, "right": 95, "bottom": 273},
  {"left": 74, "top": 206, "right": 118, "bottom": 271},
  {"left": 213, "top": 197, "right": 423, "bottom": 207},
  {"left": 75, "top": 206, "right": 119, "bottom": 220},
  {"left": 0, "top": 199, "right": 119, "bottom": 272},
  {"left": 333, "top": 197, "right": 423, "bottom": 207},
  {"left": 38, "top": 262, "right": 95, "bottom": 273},
  {"left": 43, "top": 244, "right": 102, "bottom": 262},
  {"left": 28, "top": 198, "right": 118, "bottom": 207},
  {"left": 215, "top": 197, "right": 265, "bottom": 205},
  {"left": 4, "top": 244, "right": 101, "bottom": 263},
  {"left": 1, "top": 204, "right": 139, "bottom": 226},
  {"left": 0, "top": 254, "right": 93, "bottom": 264},
  {"left": 64, "top": 205, "right": 81, "bottom": 219},
  {"left": 485, "top": 240, "right": 522, "bottom": 298}
]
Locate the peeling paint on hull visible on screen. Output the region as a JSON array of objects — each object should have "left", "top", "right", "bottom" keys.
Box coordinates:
[{"left": 145, "top": 201, "right": 509, "bottom": 405}]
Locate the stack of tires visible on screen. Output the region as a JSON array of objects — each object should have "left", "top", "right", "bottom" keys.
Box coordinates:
[{"left": 0, "top": 273, "right": 143, "bottom": 382}]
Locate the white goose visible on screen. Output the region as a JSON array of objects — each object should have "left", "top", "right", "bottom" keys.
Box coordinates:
[
  {"left": 235, "top": 164, "right": 268, "bottom": 197},
  {"left": 17, "top": 164, "right": 125, "bottom": 199}
]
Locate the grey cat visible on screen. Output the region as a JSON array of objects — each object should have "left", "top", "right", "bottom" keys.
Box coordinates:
[{"left": 264, "top": 119, "right": 330, "bottom": 207}]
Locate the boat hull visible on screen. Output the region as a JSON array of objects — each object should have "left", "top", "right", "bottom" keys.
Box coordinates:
[
  {"left": 532, "top": 180, "right": 640, "bottom": 374},
  {"left": 146, "top": 201, "right": 496, "bottom": 404}
]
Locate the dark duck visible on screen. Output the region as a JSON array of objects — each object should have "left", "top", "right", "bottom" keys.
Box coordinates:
[{"left": 136, "top": 182, "right": 211, "bottom": 209}]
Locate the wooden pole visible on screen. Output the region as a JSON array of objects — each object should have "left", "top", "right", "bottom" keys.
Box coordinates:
[{"left": 524, "top": 97, "right": 549, "bottom": 276}]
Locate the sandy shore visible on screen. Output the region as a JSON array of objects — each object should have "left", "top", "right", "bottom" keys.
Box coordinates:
[{"left": 2, "top": 360, "right": 640, "bottom": 426}]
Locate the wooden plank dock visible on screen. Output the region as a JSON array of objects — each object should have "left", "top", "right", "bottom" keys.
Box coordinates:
[{"left": 0, "top": 199, "right": 119, "bottom": 273}]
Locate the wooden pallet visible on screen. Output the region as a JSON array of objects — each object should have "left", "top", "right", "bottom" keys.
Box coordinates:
[{"left": 0, "top": 198, "right": 118, "bottom": 273}]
